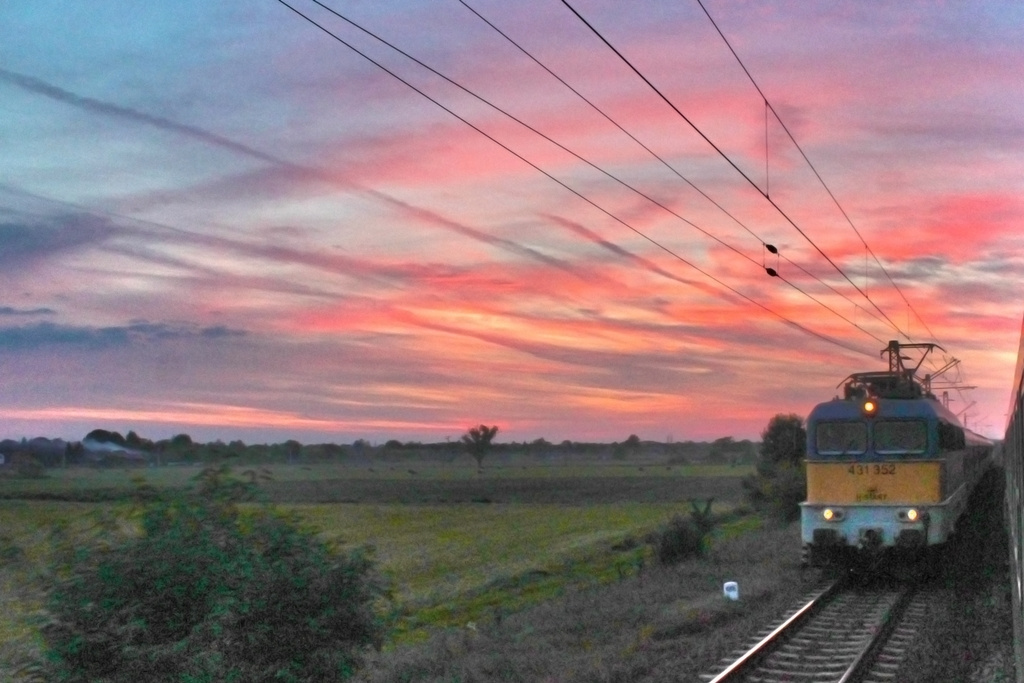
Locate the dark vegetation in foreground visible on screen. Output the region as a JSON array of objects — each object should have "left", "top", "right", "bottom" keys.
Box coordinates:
[
  {"left": 5, "top": 465, "right": 767, "bottom": 682},
  {"left": 34, "top": 467, "right": 389, "bottom": 682},
  {"left": 0, "top": 416, "right": 808, "bottom": 682}
]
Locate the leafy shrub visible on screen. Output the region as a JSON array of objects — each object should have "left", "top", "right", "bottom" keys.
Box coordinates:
[
  {"left": 653, "top": 515, "right": 704, "bottom": 564},
  {"left": 652, "top": 501, "right": 715, "bottom": 565},
  {"left": 742, "top": 463, "right": 806, "bottom": 522},
  {"left": 744, "top": 414, "right": 808, "bottom": 522},
  {"left": 766, "top": 463, "right": 806, "bottom": 522},
  {"left": 40, "top": 465, "right": 388, "bottom": 682}
]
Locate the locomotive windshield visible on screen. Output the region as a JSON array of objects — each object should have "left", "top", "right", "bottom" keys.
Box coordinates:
[
  {"left": 874, "top": 420, "right": 928, "bottom": 455},
  {"left": 814, "top": 421, "right": 867, "bottom": 455}
]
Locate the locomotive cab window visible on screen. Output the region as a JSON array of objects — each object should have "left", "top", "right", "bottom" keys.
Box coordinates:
[
  {"left": 938, "top": 421, "right": 966, "bottom": 451},
  {"left": 874, "top": 420, "right": 927, "bottom": 455},
  {"left": 814, "top": 421, "right": 867, "bottom": 456}
]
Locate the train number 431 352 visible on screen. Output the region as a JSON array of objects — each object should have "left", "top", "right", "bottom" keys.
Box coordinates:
[{"left": 847, "top": 464, "right": 896, "bottom": 475}]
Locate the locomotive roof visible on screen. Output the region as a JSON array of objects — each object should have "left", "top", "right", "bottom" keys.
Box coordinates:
[{"left": 807, "top": 395, "right": 963, "bottom": 426}]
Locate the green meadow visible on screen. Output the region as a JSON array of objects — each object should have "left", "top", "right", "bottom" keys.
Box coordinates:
[{"left": 0, "top": 461, "right": 757, "bottom": 675}]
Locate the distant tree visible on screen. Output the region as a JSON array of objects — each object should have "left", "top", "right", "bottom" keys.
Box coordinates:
[
  {"left": 758, "top": 414, "right": 806, "bottom": 474},
  {"left": 529, "top": 437, "right": 551, "bottom": 455},
  {"left": 62, "top": 442, "right": 83, "bottom": 467},
  {"left": 205, "top": 439, "right": 228, "bottom": 459},
  {"left": 384, "top": 439, "right": 404, "bottom": 450},
  {"left": 736, "top": 439, "right": 756, "bottom": 465},
  {"left": 461, "top": 425, "right": 499, "bottom": 470},
  {"left": 283, "top": 439, "right": 301, "bottom": 463},
  {"left": 619, "top": 434, "right": 641, "bottom": 459},
  {"left": 709, "top": 436, "right": 735, "bottom": 459},
  {"left": 170, "top": 433, "right": 193, "bottom": 449},
  {"left": 709, "top": 436, "right": 756, "bottom": 465},
  {"left": 85, "top": 429, "right": 126, "bottom": 446},
  {"left": 743, "top": 414, "right": 807, "bottom": 521},
  {"left": 318, "top": 442, "right": 345, "bottom": 460}
]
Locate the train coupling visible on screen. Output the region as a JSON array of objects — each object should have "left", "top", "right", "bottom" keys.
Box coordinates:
[{"left": 858, "top": 527, "right": 884, "bottom": 552}]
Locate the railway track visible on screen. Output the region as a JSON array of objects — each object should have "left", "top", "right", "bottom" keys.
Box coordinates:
[{"left": 700, "top": 579, "right": 929, "bottom": 683}]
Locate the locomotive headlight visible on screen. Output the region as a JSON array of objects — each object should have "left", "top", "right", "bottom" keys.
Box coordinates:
[
  {"left": 822, "top": 508, "right": 844, "bottom": 522},
  {"left": 863, "top": 399, "right": 877, "bottom": 416},
  {"left": 898, "top": 508, "right": 926, "bottom": 523}
]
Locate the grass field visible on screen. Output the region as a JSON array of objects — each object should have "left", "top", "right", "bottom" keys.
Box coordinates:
[
  {"left": 0, "top": 461, "right": 751, "bottom": 492},
  {"left": 0, "top": 462, "right": 752, "bottom": 508},
  {"left": 0, "top": 462, "right": 756, "bottom": 676},
  {"left": 291, "top": 502, "right": 706, "bottom": 637},
  {"left": 0, "top": 500, "right": 744, "bottom": 641},
  {"left": 6, "top": 463, "right": 1011, "bottom": 681},
  {"left": 354, "top": 520, "right": 817, "bottom": 682}
]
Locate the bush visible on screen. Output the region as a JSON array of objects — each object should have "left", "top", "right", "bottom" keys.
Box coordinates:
[
  {"left": 40, "top": 465, "right": 388, "bottom": 682},
  {"left": 652, "top": 501, "right": 715, "bottom": 565},
  {"left": 744, "top": 414, "right": 808, "bottom": 522},
  {"left": 742, "top": 463, "right": 806, "bottom": 522},
  {"left": 767, "top": 463, "right": 807, "bottom": 522},
  {"left": 653, "top": 515, "right": 705, "bottom": 564}
]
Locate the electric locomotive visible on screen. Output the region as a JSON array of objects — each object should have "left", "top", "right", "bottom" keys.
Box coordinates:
[{"left": 801, "top": 341, "right": 993, "bottom": 569}]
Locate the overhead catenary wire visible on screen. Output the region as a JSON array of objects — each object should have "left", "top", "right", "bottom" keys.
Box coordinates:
[
  {"left": 558, "top": 0, "right": 910, "bottom": 340},
  {"left": 692, "top": 3, "right": 962, "bottom": 405},
  {"left": 284, "top": 0, "right": 889, "bottom": 344},
  {"left": 691, "top": 0, "right": 958, "bottom": 393},
  {"left": 457, "top": 0, "right": 897, "bottom": 338},
  {"left": 693, "top": 0, "right": 939, "bottom": 344},
  {"left": 456, "top": 0, "right": 760, "bottom": 245},
  {"left": 274, "top": 0, "right": 877, "bottom": 359}
]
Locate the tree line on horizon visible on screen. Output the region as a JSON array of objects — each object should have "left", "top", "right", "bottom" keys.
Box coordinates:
[{"left": 0, "top": 426, "right": 759, "bottom": 471}]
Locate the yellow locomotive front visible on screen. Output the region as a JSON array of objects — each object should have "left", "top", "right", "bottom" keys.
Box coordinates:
[{"left": 800, "top": 342, "right": 992, "bottom": 569}]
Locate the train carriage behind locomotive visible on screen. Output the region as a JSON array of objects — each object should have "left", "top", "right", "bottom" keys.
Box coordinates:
[{"left": 801, "top": 341, "right": 993, "bottom": 568}]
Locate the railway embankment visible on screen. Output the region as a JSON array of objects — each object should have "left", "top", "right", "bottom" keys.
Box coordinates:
[{"left": 894, "top": 466, "right": 1015, "bottom": 682}]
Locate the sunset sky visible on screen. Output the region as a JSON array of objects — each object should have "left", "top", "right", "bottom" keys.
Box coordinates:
[{"left": 1, "top": 1, "right": 1022, "bottom": 445}]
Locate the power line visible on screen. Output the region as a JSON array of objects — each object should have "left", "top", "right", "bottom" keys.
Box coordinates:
[
  {"left": 693, "top": 0, "right": 939, "bottom": 343},
  {"left": 293, "top": 0, "right": 892, "bottom": 343},
  {"left": 456, "top": 0, "right": 758, "bottom": 245},
  {"left": 693, "top": 0, "right": 961, "bottom": 396},
  {"left": 558, "top": 0, "right": 909, "bottom": 339},
  {"left": 274, "top": 0, "right": 877, "bottom": 359},
  {"left": 458, "top": 0, "right": 896, "bottom": 338}
]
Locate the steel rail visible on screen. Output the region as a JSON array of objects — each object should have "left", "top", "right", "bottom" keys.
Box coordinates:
[
  {"left": 837, "top": 587, "right": 916, "bottom": 683},
  {"left": 704, "top": 579, "right": 843, "bottom": 683}
]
